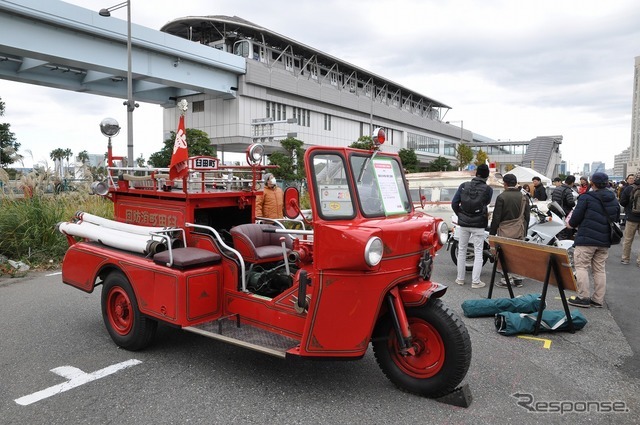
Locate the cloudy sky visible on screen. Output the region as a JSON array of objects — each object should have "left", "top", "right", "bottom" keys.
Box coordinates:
[{"left": 1, "top": 0, "right": 639, "bottom": 174}]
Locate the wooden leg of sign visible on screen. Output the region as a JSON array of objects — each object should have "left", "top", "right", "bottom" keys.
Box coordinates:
[
  {"left": 487, "top": 245, "right": 500, "bottom": 299},
  {"left": 533, "top": 258, "right": 553, "bottom": 335}
]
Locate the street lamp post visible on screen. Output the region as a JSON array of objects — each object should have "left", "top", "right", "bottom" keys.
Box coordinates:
[
  {"left": 446, "top": 120, "right": 464, "bottom": 143},
  {"left": 99, "top": 1, "right": 137, "bottom": 166},
  {"left": 446, "top": 120, "right": 464, "bottom": 170}
]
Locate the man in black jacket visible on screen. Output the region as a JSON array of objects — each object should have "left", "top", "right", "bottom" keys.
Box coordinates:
[
  {"left": 552, "top": 175, "right": 577, "bottom": 240},
  {"left": 567, "top": 172, "right": 620, "bottom": 308},
  {"left": 451, "top": 164, "right": 493, "bottom": 289},
  {"left": 532, "top": 176, "right": 547, "bottom": 201},
  {"left": 619, "top": 171, "right": 640, "bottom": 266}
]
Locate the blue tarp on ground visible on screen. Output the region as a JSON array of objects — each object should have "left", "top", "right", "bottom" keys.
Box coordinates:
[
  {"left": 461, "top": 294, "right": 543, "bottom": 318},
  {"left": 495, "top": 310, "right": 588, "bottom": 336}
]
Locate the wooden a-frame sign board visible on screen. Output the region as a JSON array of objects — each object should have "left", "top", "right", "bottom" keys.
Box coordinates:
[{"left": 487, "top": 236, "right": 577, "bottom": 334}]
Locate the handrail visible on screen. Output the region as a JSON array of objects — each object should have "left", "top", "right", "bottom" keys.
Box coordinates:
[{"left": 185, "top": 223, "right": 247, "bottom": 292}]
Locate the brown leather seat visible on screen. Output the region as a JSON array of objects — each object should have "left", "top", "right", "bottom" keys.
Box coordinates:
[
  {"left": 230, "top": 224, "right": 292, "bottom": 263},
  {"left": 153, "top": 247, "right": 221, "bottom": 269}
]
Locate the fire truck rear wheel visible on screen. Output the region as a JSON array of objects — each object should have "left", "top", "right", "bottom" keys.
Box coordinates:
[
  {"left": 101, "top": 271, "right": 157, "bottom": 351},
  {"left": 372, "top": 299, "right": 472, "bottom": 398}
]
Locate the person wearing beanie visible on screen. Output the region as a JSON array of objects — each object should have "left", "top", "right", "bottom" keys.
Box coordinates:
[
  {"left": 567, "top": 172, "right": 620, "bottom": 308},
  {"left": 619, "top": 171, "right": 640, "bottom": 266},
  {"left": 450, "top": 163, "right": 493, "bottom": 289},
  {"left": 255, "top": 173, "right": 284, "bottom": 219}
]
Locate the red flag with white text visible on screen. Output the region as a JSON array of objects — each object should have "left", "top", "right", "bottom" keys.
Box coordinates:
[{"left": 169, "top": 115, "right": 189, "bottom": 180}]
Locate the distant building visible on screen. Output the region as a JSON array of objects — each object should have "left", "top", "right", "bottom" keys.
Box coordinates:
[
  {"left": 583, "top": 163, "right": 590, "bottom": 176},
  {"left": 614, "top": 148, "right": 630, "bottom": 178},
  {"left": 591, "top": 161, "right": 605, "bottom": 174}
]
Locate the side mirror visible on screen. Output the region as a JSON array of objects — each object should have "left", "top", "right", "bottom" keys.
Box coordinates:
[
  {"left": 418, "top": 187, "right": 426, "bottom": 208},
  {"left": 284, "top": 186, "right": 300, "bottom": 219}
]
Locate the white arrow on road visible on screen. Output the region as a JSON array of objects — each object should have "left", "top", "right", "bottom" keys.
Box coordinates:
[{"left": 15, "top": 359, "right": 142, "bottom": 406}]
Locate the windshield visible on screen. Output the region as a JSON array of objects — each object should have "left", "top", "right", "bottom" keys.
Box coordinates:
[
  {"left": 350, "top": 155, "right": 411, "bottom": 217},
  {"left": 311, "top": 153, "right": 356, "bottom": 220}
]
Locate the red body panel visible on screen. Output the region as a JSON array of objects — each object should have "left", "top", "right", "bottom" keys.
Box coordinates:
[{"left": 61, "top": 147, "right": 447, "bottom": 358}]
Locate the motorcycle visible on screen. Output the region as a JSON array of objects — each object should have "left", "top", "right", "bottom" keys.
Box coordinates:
[{"left": 448, "top": 200, "right": 573, "bottom": 270}]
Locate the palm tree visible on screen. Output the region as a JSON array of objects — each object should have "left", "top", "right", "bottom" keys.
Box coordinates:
[
  {"left": 49, "top": 148, "right": 65, "bottom": 178},
  {"left": 63, "top": 148, "right": 73, "bottom": 176},
  {"left": 77, "top": 150, "right": 89, "bottom": 165}
]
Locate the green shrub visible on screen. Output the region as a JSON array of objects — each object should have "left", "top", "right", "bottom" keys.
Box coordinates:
[{"left": 0, "top": 193, "right": 113, "bottom": 266}]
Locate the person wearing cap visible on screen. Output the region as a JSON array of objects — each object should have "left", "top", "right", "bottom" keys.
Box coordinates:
[
  {"left": 490, "top": 173, "right": 530, "bottom": 287},
  {"left": 566, "top": 172, "right": 620, "bottom": 308},
  {"left": 619, "top": 171, "right": 640, "bottom": 266},
  {"left": 451, "top": 163, "right": 493, "bottom": 289},
  {"left": 255, "top": 173, "right": 284, "bottom": 219},
  {"left": 532, "top": 176, "right": 547, "bottom": 201}
]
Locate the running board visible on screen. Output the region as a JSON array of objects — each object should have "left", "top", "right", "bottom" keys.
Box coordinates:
[{"left": 184, "top": 315, "right": 300, "bottom": 359}]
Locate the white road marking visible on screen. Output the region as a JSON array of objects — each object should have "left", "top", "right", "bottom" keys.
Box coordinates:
[{"left": 14, "top": 359, "right": 142, "bottom": 406}]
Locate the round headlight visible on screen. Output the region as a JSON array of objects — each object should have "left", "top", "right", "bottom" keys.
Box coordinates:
[
  {"left": 437, "top": 221, "right": 449, "bottom": 245},
  {"left": 364, "top": 237, "right": 383, "bottom": 267}
]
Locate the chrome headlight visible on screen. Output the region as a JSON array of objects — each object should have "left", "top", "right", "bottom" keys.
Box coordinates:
[
  {"left": 437, "top": 221, "right": 449, "bottom": 245},
  {"left": 364, "top": 237, "right": 383, "bottom": 267}
]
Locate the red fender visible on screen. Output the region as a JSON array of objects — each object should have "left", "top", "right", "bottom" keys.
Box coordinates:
[{"left": 398, "top": 281, "right": 447, "bottom": 308}]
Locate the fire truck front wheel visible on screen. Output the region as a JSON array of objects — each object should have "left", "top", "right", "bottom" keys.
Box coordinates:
[
  {"left": 372, "top": 299, "right": 472, "bottom": 398},
  {"left": 101, "top": 271, "right": 157, "bottom": 351}
]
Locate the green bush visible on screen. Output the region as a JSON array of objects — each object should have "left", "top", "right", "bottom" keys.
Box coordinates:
[{"left": 0, "top": 193, "right": 113, "bottom": 266}]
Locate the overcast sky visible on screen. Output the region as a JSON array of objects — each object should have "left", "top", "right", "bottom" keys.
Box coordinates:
[{"left": 2, "top": 0, "right": 639, "bottom": 174}]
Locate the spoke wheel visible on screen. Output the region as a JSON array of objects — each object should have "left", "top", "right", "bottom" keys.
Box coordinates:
[{"left": 450, "top": 240, "right": 488, "bottom": 271}]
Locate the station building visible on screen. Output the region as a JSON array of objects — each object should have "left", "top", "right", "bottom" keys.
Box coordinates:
[{"left": 159, "top": 15, "right": 562, "bottom": 176}]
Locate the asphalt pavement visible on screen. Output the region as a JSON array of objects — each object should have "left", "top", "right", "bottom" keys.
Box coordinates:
[{"left": 1, "top": 235, "right": 640, "bottom": 424}]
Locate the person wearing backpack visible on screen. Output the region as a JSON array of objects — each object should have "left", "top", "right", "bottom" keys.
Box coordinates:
[
  {"left": 552, "top": 175, "right": 577, "bottom": 240},
  {"left": 451, "top": 164, "right": 493, "bottom": 289},
  {"left": 566, "top": 172, "right": 620, "bottom": 308},
  {"left": 619, "top": 171, "right": 640, "bottom": 266}
]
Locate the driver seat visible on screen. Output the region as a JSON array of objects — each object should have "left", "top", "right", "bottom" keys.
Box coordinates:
[{"left": 230, "top": 223, "right": 292, "bottom": 263}]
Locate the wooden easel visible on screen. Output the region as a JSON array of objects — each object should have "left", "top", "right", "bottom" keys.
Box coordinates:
[{"left": 487, "top": 236, "right": 577, "bottom": 335}]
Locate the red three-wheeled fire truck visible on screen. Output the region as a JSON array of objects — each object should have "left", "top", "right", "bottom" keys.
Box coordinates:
[{"left": 58, "top": 129, "right": 472, "bottom": 398}]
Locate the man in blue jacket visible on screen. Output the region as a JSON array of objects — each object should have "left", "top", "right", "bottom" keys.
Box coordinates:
[{"left": 566, "top": 172, "right": 620, "bottom": 308}]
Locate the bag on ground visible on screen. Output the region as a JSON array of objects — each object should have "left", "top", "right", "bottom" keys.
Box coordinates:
[
  {"left": 461, "top": 293, "right": 543, "bottom": 318},
  {"left": 495, "top": 309, "right": 587, "bottom": 336}
]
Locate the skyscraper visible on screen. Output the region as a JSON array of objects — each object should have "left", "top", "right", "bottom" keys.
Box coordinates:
[{"left": 628, "top": 56, "right": 640, "bottom": 173}]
